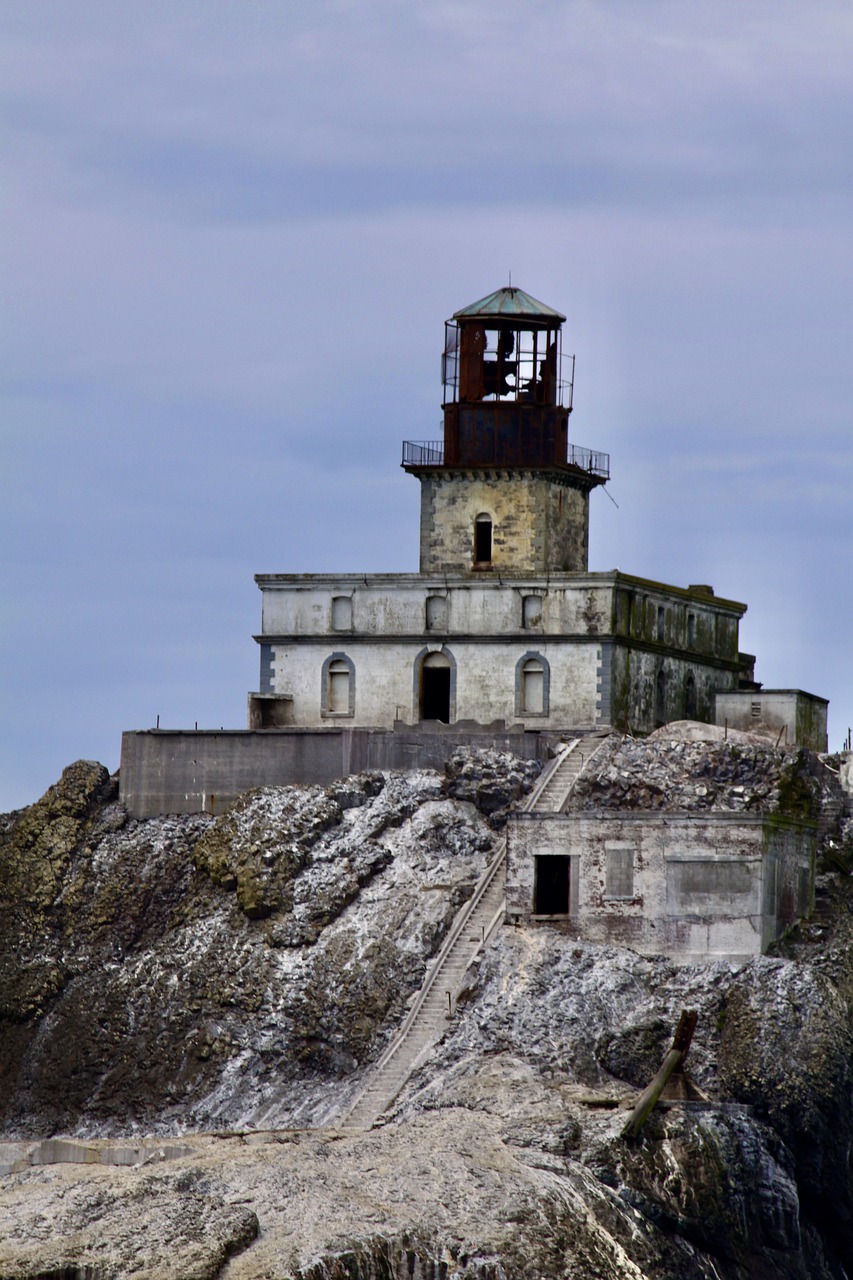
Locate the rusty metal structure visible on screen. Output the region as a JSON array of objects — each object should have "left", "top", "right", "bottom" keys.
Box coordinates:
[{"left": 403, "top": 285, "right": 609, "bottom": 481}]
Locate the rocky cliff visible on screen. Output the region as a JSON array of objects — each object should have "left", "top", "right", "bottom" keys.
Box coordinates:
[{"left": 0, "top": 741, "right": 851, "bottom": 1280}]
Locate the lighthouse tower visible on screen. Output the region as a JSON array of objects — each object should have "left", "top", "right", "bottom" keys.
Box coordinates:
[{"left": 403, "top": 286, "right": 609, "bottom": 574}]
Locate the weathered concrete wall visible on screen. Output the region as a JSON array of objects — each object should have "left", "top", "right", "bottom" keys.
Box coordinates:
[
  {"left": 259, "top": 637, "right": 603, "bottom": 730},
  {"left": 416, "top": 470, "right": 590, "bottom": 573},
  {"left": 506, "top": 811, "right": 815, "bottom": 963},
  {"left": 715, "top": 689, "right": 829, "bottom": 751},
  {"left": 257, "top": 573, "right": 616, "bottom": 639},
  {"left": 255, "top": 572, "right": 745, "bottom": 734},
  {"left": 120, "top": 726, "right": 546, "bottom": 819},
  {"left": 605, "top": 644, "right": 739, "bottom": 734},
  {"left": 612, "top": 580, "right": 742, "bottom": 661}
]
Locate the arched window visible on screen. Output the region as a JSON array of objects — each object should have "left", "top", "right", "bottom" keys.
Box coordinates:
[
  {"left": 655, "top": 667, "right": 666, "bottom": 727},
  {"left": 474, "top": 513, "right": 492, "bottom": 564},
  {"left": 321, "top": 653, "right": 355, "bottom": 717},
  {"left": 685, "top": 671, "right": 697, "bottom": 719},
  {"left": 522, "top": 595, "right": 543, "bottom": 629},
  {"left": 515, "top": 652, "right": 550, "bottom": 717}
]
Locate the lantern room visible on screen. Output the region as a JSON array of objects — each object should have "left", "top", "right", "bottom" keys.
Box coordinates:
[{"left": 442, "top": 285, "right": 573, "bottom": 468}]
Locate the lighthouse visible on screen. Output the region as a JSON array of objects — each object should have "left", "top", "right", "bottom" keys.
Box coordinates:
[{"left": 249, "top": 286, "right": 747, "bottom": 736}]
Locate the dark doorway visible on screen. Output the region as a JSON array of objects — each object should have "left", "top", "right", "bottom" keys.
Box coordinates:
[
  {"left": 534, "top": 855, "right": 570, "bottom": 914},
  {"left": 420, "top": 657, "right": 451, "bottom": 722}
]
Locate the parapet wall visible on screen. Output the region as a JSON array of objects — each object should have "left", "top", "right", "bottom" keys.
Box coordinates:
[{"left": 120, "top": 724, "right": 547, "bottom": 819}]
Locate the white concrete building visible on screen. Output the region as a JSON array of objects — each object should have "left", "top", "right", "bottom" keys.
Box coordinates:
[{"left": 250, "top": 286, "right": 750, "bottom": 738}]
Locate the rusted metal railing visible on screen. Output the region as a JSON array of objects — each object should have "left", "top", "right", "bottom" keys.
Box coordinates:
[{"left": 401, "top": 439, "right": 609, "bottom": 479}]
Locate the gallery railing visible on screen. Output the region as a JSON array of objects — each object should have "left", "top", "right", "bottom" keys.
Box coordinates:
[{"left": 401, "top": 440, "right": 610, "bottom": 480}]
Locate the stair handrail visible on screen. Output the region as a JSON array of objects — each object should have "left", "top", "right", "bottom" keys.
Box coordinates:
[
  {"left": 550, "top": 733, "right": 611, "bottom": 812},
  {"left": 362, "top": 835, "right": 507, "bottom": 1085}
]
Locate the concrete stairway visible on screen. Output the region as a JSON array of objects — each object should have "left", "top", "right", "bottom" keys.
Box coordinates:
[
  {"left": 342, "top": 744, "right": 581, "bottom": 1130},
  {"left": 531, "top": 736, "right": 604, "bottom": 812},
  {"left": 343, "top": 843, "right": 507, "bottom": 1129}
]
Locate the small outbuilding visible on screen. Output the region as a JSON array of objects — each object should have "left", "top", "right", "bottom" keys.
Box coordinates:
[{"left": 507, "top": 808, "right": 816, "bottom": 964}]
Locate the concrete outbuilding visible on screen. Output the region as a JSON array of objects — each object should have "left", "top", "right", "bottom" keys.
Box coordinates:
[{"left": 507, "top": 808, "right": 815, "bottom": 964}]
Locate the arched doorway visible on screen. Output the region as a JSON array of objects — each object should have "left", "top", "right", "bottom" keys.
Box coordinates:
[{"left": 420, "top": 651, "right": 452, "bottom": 723}]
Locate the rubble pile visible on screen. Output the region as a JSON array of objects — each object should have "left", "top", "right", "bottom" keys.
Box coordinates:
[
  {"left": 568, "top": 733, "right": 831, "bottom": 817},
  {"left": 444, "top": 746, "right": 541, "bottom": 825}
]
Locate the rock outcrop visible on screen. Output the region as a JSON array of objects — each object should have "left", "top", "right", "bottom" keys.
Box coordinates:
[
  {"left": 567, "top": 731, "right": 835, "bottom": 817},
  {"left": 0, "top": 743, "right": 851, "bottom": 1279}
]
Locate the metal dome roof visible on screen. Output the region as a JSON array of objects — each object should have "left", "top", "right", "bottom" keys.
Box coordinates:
[{"left": 452, "top": 286, "right": 566, "bottom": 324}]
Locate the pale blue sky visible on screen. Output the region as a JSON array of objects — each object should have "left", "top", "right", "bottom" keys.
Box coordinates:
[{"left": 2, "top": 1, "right": 852, "bottom": 809}]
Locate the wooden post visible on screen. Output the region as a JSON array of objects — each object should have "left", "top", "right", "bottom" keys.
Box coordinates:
[{"left": 621, "top": 1010, "right": 697, "bottom": 1140}]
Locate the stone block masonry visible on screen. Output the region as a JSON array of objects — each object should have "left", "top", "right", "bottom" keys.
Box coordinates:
[{"left": 417, "top": 469, "right": 591, "bottom": 573}]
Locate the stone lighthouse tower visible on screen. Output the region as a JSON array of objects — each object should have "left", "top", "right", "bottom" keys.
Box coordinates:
[{"left": 403, "top": 286, "right": 609, "bottom": 574}]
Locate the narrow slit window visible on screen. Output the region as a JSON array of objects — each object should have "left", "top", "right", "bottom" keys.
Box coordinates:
[
  {"left": 685, "top": 672, "right": 697, "bottom": 719},
  {"left": 474, "top": 514, "right": 492, "bottom": 563},
  {"left": 655, "top": 668, "right": 666, "bottom": 726}
]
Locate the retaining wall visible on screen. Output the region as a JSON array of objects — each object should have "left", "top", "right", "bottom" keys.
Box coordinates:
[{"left": 120, "top": 724, "right": 547, "bottom": 818}]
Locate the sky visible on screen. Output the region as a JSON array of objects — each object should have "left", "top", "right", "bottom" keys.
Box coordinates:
[{"left": 2, "top": 0, "right": 852, "bottom": 811}]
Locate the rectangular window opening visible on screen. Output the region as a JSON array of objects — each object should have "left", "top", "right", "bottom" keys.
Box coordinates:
[
  {"left": 522, "top": 595, "right": 543, "bottom": 628},
  {"left": 328, "top": 670, "right": 350, "bottom": 714},
  {"left": 426, "top": 595, "right": 447, "bottom": 630},
  {"left": 522, "top": 669, "right": 544, "bottom": 714},
  {"left": 605, "top": 847, "right": 634, "bottom": 899},
  {"left": 331, "top": 597, "right": 353, "bottom": 631}
]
